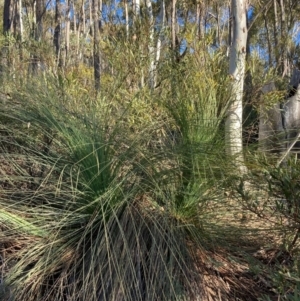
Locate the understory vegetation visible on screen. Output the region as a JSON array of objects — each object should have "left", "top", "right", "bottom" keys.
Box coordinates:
[{"left": 0, "top": 40, "right": 299, "bottom": 301}]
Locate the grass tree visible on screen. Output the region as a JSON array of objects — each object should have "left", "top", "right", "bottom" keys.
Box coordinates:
[{"left": 0, "top": 78, "right": 202, "bottom": 301}]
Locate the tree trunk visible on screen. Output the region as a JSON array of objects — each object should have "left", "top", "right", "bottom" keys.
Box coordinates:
[
  {"left": 153, "top": 0, "right": 165, "bottom": 87},
  {"left": 1, "top": 0, "right": 14, "bottom": 77},
  {"left": 53, "top": 0, "right": 62, "bottom": 68},
  {"left": 64, "top": 0, "right": 71, "bottom": 67},
  {"left": 259, "top": 82, "right": 284, "bottom": 152},
  {"left": 146, "top": 0, "right": 155, "bottom": 89},
  {"left": 13, "top": 0, "right": 23, "bottom": 42},
  {"left": 30, "top": 0, "right": 43, "bottom": 74},
  {"left": 263, "top": 9, "right": 272, "bottom": 67},
  {"left": 93, "top": 0, "right": 101, "bottom": 92},
  {"left": 273, "top": 0, "right": 280, "bottom": 73},
  {"left": 171, "top": 0, "right": 177, "bottom": 52},
  {"left": 3, "top": 0, "right": 13, "bottom": 34},
  {"left": 124, "top": 0, "right": 129, "bottom": 39},
  {"left": 77, "top": 0, "right": 86, "bottom": 63},
  {"left": 279, "top": 0, "right": 288, "bottom": 77},
  {"left": 133, "top": 0, "right": 140, "bottom": 20},
  {"left": 227, "top": 5, "right": 231, "bottom": 56},
  {"left": 283, "top": 68, "right": 300, "bottom": 153},
  {"left": 72, "top": 1, "right": 77, "bottom": 36},
  {"left": 225, "top": 0, "right": 247, "bottom": 173},
  {"left": 35, "top": 0, "right": 43, "bottom": 41}
]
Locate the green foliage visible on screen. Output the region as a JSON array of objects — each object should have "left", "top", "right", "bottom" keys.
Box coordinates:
[
  {"left": 0, "top": 77, "right": 204, "bottom": 301},
  {"left": 0, "top": 9, "right": 299, "bottom": 298}
]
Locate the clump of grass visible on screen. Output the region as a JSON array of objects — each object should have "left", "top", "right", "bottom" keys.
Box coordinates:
[
  {"left": 0, "top": 79, "right": 203, "bottom": 301},
  {"left": 155, "top": 51, "right": 231, "bottom": 231}
]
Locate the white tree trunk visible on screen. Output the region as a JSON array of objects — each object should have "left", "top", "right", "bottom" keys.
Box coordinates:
[
  {"left": 146, "top": 0, "right": 155, "bottom": 88},
  {"left": 171, "top": 0, "right": 177, "bottom": 52},
  {"left": 133, "top": 0, "right": 140, "bottom": 19},
  {"left": 18, "top": 0, "right": 23, "bottom": 43},
  {"left": 154, "top": 0, "right": 165, "bottom": 86},
  {"left": 146, "top": 0, "right": 165, "bottom": 89},
  {"left": 225, "top": 0, "right": 247, "bottom": 172},
  {"left": 124, "top": 0, "right": 129, "bottom": 39}
]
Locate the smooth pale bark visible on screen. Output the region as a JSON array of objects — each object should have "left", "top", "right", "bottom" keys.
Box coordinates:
[
  {"left": 19, "top": 0, "right": 23, "bottom": 37},
  {"left": 282, "top": 68, "right": 300, "bottom": 153},
  {"left": 154, "top": 0, "right": 165, "bottom": 86},
  {"left": 147, "top": 0, "right": 165, "bottom": 89},
  {"left": 77, "top": 0, "right": 86, "bottom": 63},
  {"left": 171, "top": 0, "right": 177, "bottom": 52},
  {"left": 133, "top": 0, "right": 140, "bottom": 19},
  {"left": 259, "top": 70, "right": 300, "bottom": 160},
  {"left": 82, "top": 0, "right": 86, "bottom": 36},
  {"left": 72, "top": 1, "right": 77, "bottom": 36},
  {"left": 124, "top": 0, "right": 129, "bottom": 39},
  {"left": 225, "top": 0, "right": 247, "bottom": 172},
  {"left": 146, "top": 0, "right": 155, "bottom": 88}
]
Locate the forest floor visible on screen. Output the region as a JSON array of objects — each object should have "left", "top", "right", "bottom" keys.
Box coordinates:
[
  {"left": 0, "top": 152, "right": 299, "bottom": 300},
  {"left": 198, "top": 197, "right": 299, "bottom": 301}
]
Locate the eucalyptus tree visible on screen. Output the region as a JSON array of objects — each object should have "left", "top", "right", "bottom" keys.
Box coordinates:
[
  {"left": 29, "top": 0, "right": 45, "bottom": 74},
  {"left": 3, "top": 0, "right": 13, "bottom": 34},
  {"left": 53, "top": 0, "right": 62, "bottom": 68},
  {"left": 225, "top": 0, "right": 248, "bottom": 172},
  {"left": 64, "top": 0, "right": 71, "bottom": 67},
  {"left": 249, "top": 0, "right": 300, "bottom": 152},
  {"left": 2, "top": 0, "right": 14, "bottom": 73},
  {"left": 2, "top": 0, "right": 24, "bottom": 74},
  {"left": 133, "top": 0, "right": 140, "bottom": 19},
  {"left": 93, "top": 0, "right": 101, "bottom": 91},
  {"left": 146, "top": 0, "right": 155, "bottom": 88},
  {"left": 124, "top": 0, "right": 129, "bottom": 38}
]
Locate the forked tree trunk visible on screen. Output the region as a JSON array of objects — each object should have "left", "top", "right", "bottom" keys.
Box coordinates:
[{"left": 225, "top": 0, "right": 247, "bottom": 173}]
